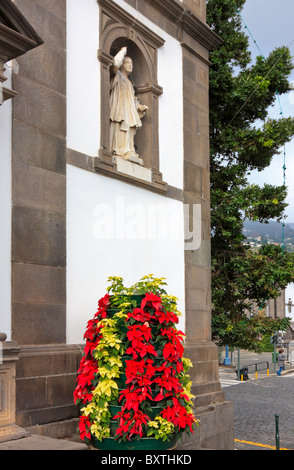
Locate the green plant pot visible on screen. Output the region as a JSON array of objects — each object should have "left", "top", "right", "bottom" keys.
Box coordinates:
[
  {"left": 117, "top": 373, "right": 127, "bottom": 388},
  {"left": 110, "top": 419, "right": 119, "bottom": 434},
  {"left": 109, "top": 404, "right": 121, "bottom": 418},
  {"left": 128, "top": 294, "right": 145, "bottom": 306},
  {"left": 148, "top": 406, "right": 163, "bottom": 419},
  {"left": 109, "top": 404, "right": 163, "bottom": 421},
  {"left": 91, "top": 434, "right": 178, "bottom": 451},
  {"left": 106, "top": 308, "right": 120, "bottom": 317},
  {"left": 121, "top": 355, "right": 132, "bottom": 367}
]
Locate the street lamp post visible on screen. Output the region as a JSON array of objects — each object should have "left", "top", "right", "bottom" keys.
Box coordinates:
[{"left": 223, "top": 345, "right": 231, "bottom": 365}]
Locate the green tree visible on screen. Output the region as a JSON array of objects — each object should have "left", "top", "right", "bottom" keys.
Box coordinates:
[{"left": 207, "top": 0, "right": 294, "bottom": 352}]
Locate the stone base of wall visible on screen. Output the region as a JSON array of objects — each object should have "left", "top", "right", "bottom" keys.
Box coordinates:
[
  {"left": 15, "top": 344, "right": 83, "bottom": 428},
  {"left": 179, "top": 401, "right": 234, "bottom": 450},
  {"left": 25, "top": 417, "right": 80, "bottom": 441}
]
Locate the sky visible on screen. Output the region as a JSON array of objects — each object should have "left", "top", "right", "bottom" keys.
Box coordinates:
[
  {"left": 235, "top": 1, "right": 294, "bottom": 313},
  {"left": 241, "top": 0, "right": 294, "bottom": 223}
]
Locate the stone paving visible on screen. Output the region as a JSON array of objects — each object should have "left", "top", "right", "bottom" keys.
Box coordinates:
[
  {"left": 0, "top": 434, "right": 88, "bottom": 450},
  {"left": 220, "top": 351, "right": 294, "bottom": 451}
]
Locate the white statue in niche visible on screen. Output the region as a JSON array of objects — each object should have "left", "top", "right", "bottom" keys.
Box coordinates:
[{"left": 109, "top": 47, "right": 148, "bottom": 165}]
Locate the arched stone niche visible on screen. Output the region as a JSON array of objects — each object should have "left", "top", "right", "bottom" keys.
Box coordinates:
[{"left": 96, "top": 0, "right": 166, "bottom": 191}]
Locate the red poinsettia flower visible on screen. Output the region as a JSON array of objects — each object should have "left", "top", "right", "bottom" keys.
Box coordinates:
[
  {"left": 127, "top": 324, "right": 152, "bottom": 342},
  {"left": 126, "top": 343, "right": 158, "bottom": 360},
  {"left": 74, "top": 386, "right": 94, "bottom": 404},
  {"left": 126, "top": 324, "right": 157, "bottom": 359},
  {"left": 153, "top": 309, "right": 179, "bottom": 325},
  {"left": 153, "top": 367, "right": 183, "bottom": 401},
  {"left": 119, "top": 385, "right": 153, "bottom": 411},
  {"left": 141, "top": 292, "right": 163, "bottom": 311},
  {"left": 76, "top": 357, "right": 97, "bottom": 387},
  {"left": 161, "top": 398, "right": 196, "bottom": 433},
  {"left": 127, "top": 307, "right": 152, "bottom": 323},
  {"left": 153, "top": 374, "right": 183, "bottom": 394},
  {"left": 160, "top": 327, "right": 185, "bottom": 341},
  {"left": 73, "top": 354, "right": 99, "bottom": 405},
  {"left": 160, "top": 328, "right": 185, "bottom": 362},
  {"left": 124, "top": 359, "right": 156, "bottom": 387},
  {"left": 94, "top": 293, "right": 110, "bottom": 318},
  {"left": 83, "top": 318, "right": 96, "bottom": 341},
  {"left": 114, "top": 409, "right": 150, "bottom": 440},
  {"left": 162, "top": 342, "right": 182, "bottom": 362},
  {"left": 79, "top": 414, "right": 92, "bottom": 441},
  {"left": 98, "top": 293, "right": 110, "bottom": 310}
]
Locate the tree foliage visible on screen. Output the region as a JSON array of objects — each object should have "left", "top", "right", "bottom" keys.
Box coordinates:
[{"left": 207, "top": 0, "right": 294, "bottom": 351}]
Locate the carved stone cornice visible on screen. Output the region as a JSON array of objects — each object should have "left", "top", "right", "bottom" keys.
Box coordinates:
[
  {"left": 97, "top": 0, "right": 165, "bottom": 49},
  {"left": 66, "top": 148, "right": 168, "bottom": 196},
  {"left": 135, "top": 82, "right": 163, "bottom": 97},
  {"left": 1, "top": 341, "right": 20, "bottom": 363},
  {"left": 97, "top": 49, "right": 113, "bottom": 66},
  {"left": 0, "top": 0, "right": 43, "bottom": 102},
  {"left": 147, "top": 0, "right": 222, "bottom": 51},
  {"left": 0, "top": 0, "right": 43, "bottom": 61}
]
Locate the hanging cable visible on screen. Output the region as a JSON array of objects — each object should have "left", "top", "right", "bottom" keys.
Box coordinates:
[
  {"left": 234, "top": 3, "right": 288, "bottom": 253},
  {"left": 232, "top": 2, "right": 291, "bottom": 317}
]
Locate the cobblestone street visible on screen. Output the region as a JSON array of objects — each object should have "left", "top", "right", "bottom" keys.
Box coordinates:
[{"left": 220, "top": 351, "right": 294, "bottom": 450}]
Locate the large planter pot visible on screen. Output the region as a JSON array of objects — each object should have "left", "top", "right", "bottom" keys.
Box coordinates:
[
  {"left": 91, "top": 434, "right": 178, "bottom": 451},
  {"left": 75, "top": 283, "right": 197, "bottom": 447}
]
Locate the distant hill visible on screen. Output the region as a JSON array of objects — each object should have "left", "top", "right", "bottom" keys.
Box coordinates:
[{"left": 243, "top": 220, "right": 294, "bottom": 245}]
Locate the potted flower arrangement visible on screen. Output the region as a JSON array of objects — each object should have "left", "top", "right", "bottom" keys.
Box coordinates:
[{"left": 73, "top": 275, "right": 198, "bottom": 450}]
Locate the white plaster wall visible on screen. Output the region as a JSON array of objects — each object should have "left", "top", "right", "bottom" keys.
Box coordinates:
[
  {"left": 66, "top": 164, "right": 185, "bottom": 344},
  {"left": 157, "top": 36, "right": 183, "bottom": 190},
  {"left": 0, "top": 67, "right": 12, "bottom": 340},
  {"left": 66, "top": 0, "right": 186, "bottom": 344},
  {"left": 66, "top": 0, "right": 100, "bottom": 157}
]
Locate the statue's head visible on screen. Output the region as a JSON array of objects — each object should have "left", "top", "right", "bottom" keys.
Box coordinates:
[{"left": 120, "top": 56, "right": 133, "bottom": 75}]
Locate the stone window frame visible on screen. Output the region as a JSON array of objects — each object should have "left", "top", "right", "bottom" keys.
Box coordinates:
[{"left": 94, "top": 0, "right": 167, "bottom": 193}]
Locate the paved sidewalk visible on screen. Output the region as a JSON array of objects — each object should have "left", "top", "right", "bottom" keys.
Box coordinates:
[
  {"left": 0, "top": 434, "right": 88, "bottom": 450},
  {"left": 222, "top": 369, "right": 294, "bottom": 450}
]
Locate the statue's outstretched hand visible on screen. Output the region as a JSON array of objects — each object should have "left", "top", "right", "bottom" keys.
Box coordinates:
[{"left": 113, "top": 47, "right": 127, "bottom": 68}]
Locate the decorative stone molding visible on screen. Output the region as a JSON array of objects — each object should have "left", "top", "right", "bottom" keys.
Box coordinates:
[
  {"left": 98, "top": 0, "right": 165, "bottom": 50},
  {"left": 66, "top": 147, "right": 168, "bottom": 195},
  {"left": 96, "top": 0, "right": 167, "bottom": 191},
  {"left": 121, "top": 0, "right": 222, "bottom": 53}
]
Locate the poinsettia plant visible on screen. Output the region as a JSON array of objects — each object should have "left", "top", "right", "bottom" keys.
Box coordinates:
[{"left": 74, "top": 275, "right": 198, "bottom": 446}]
